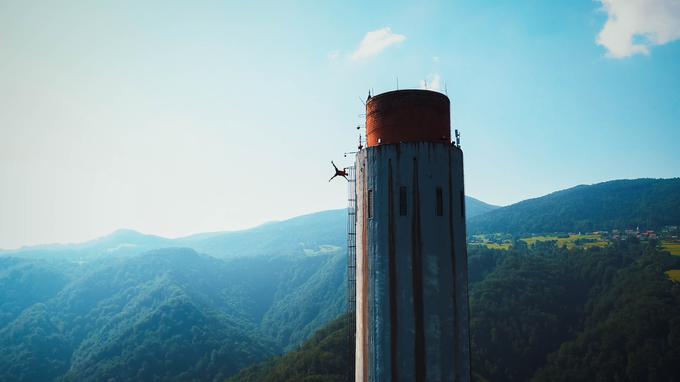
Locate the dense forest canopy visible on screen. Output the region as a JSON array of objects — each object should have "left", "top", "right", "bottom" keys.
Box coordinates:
[
  {"left": 0, "top": 248, "right": 346, "bottom": 381},
  {"left": 2, "top": 178, "right": 680, "bottom": 381},
  {"left": 230, "top": 240, "right": 680, "bottom": 381}
]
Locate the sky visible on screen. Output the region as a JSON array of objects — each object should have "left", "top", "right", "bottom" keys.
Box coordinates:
[{"left": 1, "top": 0, "right": 679, "bottom": 249}]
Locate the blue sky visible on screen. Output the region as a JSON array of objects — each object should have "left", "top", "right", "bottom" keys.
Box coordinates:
[{"left": 1, "top": 0, "right": 679, "bottom": 248}]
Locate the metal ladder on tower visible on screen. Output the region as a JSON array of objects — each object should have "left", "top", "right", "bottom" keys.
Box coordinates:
[{"left": 346, "top": 165, "right": 356, "bottom": 381}]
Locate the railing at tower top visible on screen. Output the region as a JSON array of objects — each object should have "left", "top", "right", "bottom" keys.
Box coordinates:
[{"left": 346, "top": 165, "right": 356, "bottom": 381}]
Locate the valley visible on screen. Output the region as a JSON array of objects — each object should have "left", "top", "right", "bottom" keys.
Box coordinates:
[{"left": 1, "top": 178, "right": 679, "bottom": 381}]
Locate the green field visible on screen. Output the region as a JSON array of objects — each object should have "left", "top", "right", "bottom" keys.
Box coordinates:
[
  {"left": 662, "top": 242, "right": 680, "bottom": 256},
  {"left": 665, "top": 269, "right": 680, "bottom": 282},
  {"left": 469, "top": 234, "right": 513, "bottom": 250},
  {"left": 471, "top": 233, "right": 610, "bottom": 251},
  {"left": 522, "top": 234, "right": 608, "bottom": 249},
  {"left": 583, "top": 241, "right": 609, "bottom": 249},
  {"left": 469, "top": 242, "right": 512, "bottom": 250},
  {"left": 485, "top": 243, "right": 512, "bottom": 250}
]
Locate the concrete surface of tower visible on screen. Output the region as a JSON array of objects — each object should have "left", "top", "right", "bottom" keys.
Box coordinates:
[{"left": 354, "top": 89, "right": 470, "bottom": 382}]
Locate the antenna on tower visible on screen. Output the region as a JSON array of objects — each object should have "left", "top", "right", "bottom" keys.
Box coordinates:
[
  {"left": 455, "top": 129, "right": 461, "bottom": 147},
  {"left": 445, "top": 82, "right": 448, "bottom": 95},
  {"left": 396, "top": 76, "right": 399, "bottom": 90}
]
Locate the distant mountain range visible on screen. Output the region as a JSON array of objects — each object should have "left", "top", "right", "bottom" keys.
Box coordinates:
[
  {"left": 1, "top": 178, "right": 679, "bottom": 381},
  {"left": 0, "top": 196, "right": 495, "bottom": 257},
  {"left": 468, "top": 178, "right": 680, "bottom": 235},
  {"left": 466, "top": 196, "right": 500, "bottom": 218},
  {"left": 0, "top": 209, "right": 346, "bottom": 260},
  {"left": 8, "top": 177, "right": 678, "bottom": 260},
  {"left": 0, "top": 210, "right": 349, "bottom": 381}
]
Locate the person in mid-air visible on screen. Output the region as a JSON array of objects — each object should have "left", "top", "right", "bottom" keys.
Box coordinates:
[{"left": 329, "top": 161, "right": 349, "bottom": 182}]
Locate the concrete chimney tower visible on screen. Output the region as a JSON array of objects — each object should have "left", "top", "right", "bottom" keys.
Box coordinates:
[{"left": 354, "top": 89, "right": 470, "bottom": 382}]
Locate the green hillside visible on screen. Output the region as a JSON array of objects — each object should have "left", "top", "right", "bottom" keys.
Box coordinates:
[
  {"left": 0, "top": 247, "right": 346, "bottom": 381},
  {"left": 469, "top": 178, "right": 680, "bottom": 234},
  {"left": 0, "top": 209, "right": 352, "bottom": 380},
  {"left": 0, "top": 197, "right": 495, "bottom": 259},
  {"left": 229, "top": 239, "right": 680, "bottom": 382},
  {"left": 175, "top": 209, "right": 346, "bottom": 259},
  {"left": 466, "top": 196, "right": 500, "bottom": 218},
  {"left": 0, "top": 210, "right": 347, "bottom": 261},
  {"left": 227, "top": 315, "right": 352, "bottom": 382},
  {"left": 2, "top": 182, "right": 680, "bottom": 380}
]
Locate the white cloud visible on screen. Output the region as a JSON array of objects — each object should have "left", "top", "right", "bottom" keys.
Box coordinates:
[
  {"left": 327, "top": 50, "right": 340, "bottom": 61},
  {"left": 351, "top": 27, "right": 406, "bottom": 60},
  {"left": 420, "top": 73, "right": 444, "bottom": 92},
  {"left": 597, "top": 0, "right": 680, "bottom": 58}
]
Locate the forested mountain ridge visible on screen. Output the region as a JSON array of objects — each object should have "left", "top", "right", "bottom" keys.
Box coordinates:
[
  {"left": 7, "top": 176, "right": 677, "bottom": 260},
  {"left": 0, "top": 209, "right": 346, "bottom": 260},
  {"left": 2, "top": 179, "right": 680, "bottom": 381},
  {"left": 0, "top": 196, "right": 495, "bottom": 258},
  {"left": 0, "top": 208, "right": 359, "bottom": 380},
  {"left": 0, "top": 248, "right": 346, "bottom": 381},
  {"left": 468, "top": 178, "right": 680, "bottom": 234},
  {"left": 468, "top": 240, "right": 680, "bottom": 381},
  {"left": 465, "top": 196, "right": 500, "bottom": 218},
  {"left": 227, "top": 315, "right": 352, "bottom": 382},
  {"left": 230, "top": 240, "right": 680, "bottom": 381}
]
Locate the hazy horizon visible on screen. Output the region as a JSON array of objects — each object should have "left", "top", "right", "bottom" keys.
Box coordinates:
[
  {"left": 2, "top": 178, "right": 677, "bottom": 251},
  {"left": 2, "top": 1, "right": 679, "bottom": 248}
]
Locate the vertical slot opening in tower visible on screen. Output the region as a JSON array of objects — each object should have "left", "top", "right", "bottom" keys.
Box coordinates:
[{"left": 436, "top": 187, "right": 444, "bottom": 216}]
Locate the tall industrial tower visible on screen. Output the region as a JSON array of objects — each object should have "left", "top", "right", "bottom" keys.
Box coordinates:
[{"left": 353, "top": 89, "right": 470, "bottom": 382}]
